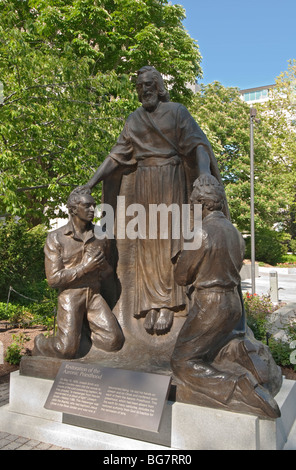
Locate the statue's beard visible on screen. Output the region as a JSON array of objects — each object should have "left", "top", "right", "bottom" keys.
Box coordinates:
[{"left": 141, "top": 92, "right": 159, "bottom": 111}]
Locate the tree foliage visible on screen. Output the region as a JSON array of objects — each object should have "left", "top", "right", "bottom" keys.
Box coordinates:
[
  {"left": 258, "top": 60, "right": 296, "bottom": 239},
  {"left": 0, "top": 0, "right": 201, "bottom": 226},
  {"left": 1, "top": 0, "right": 296, "bottom": 268},
  {"left": 189, "top": 82, "right": 287, "bottom": 236},
  {"left": 24, "top": 0, "right": 202, "bottom": 97},
  {"left": 0, "top": 217, "right": 47, "bottom": 300}
]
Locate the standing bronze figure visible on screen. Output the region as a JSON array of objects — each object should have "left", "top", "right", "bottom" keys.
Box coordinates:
[{"left": 79, "top": 66, "right": 235, "bottom": 341}]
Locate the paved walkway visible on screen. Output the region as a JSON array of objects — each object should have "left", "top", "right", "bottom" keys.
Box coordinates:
[
  {"left": 0, "top": 382, "right": 68, "bottom": 450},
  {"left": 241, "top": 266, "right": 296, "bottom": 303},
  {"left": 0, "top": 430, "right": 66, "bottom": 450}
]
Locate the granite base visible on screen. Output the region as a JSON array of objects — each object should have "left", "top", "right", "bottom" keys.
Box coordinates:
[{"left": 0, "top": 371, "right": 295, "bottom": 450}]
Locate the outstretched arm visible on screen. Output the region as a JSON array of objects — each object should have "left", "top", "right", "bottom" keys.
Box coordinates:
[
  {"left": 87, "top": 156, "right": 120, "bottom": 189},
  {"left": 196, "top": 145, "right": 211, "bottom": 176}
]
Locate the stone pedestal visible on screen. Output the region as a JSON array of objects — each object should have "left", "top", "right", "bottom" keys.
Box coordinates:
[{"left": 0, "top": 371, "right": 295, "bottom": 450}]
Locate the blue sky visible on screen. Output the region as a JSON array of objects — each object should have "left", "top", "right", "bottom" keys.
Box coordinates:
[{"left": 170, "top": 0, "right": 296, "bottom": 90}]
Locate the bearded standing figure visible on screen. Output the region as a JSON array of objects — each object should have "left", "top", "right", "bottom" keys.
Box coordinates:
[{"left": 80, "top": 66, "right": 237, "bottom": 346}]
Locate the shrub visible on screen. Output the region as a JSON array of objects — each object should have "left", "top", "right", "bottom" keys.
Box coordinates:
[
  {"left": 244, "top": 293, "right": 296, "bottom": 370},
  {"left": 267, "top": 337, "right": 296, "bottom": 370},
  {"left": 244, "top": 227, "right": 286, "bottom": 265},
  {"left": 0, "top": 286, "right": 57, "bottom": 329},
  {"left": 5, "top": 332, "right": 30, "bottom": 365},
  {"left": 0, "top": 302, "right": 21, "bottom": 322},
  {"left": 28, "top": 301, "right": 57, "bottom": 330},
  {"left": 0, "top": 218, "right": 47, "bottom": 302},
  {"left": 277, "top": 253, "right": 296, "bottom": 267},
  {"left": 244, "top": 293, "right": 276, "bottom": 341},
  {"left": 290, "top": 239, "right": 296, "bottom": 255}
]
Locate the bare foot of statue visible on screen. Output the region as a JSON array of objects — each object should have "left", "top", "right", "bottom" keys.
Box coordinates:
[
  {"left": 144, "top": 309, "right": 158, "bottom": 333},
  {"left": 154, "top": 308, "right": 174, "bottom": 335}
]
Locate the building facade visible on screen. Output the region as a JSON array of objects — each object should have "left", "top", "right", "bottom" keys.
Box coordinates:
[{"left": 239, "top": 84, "right": 276, "bottom": 104}]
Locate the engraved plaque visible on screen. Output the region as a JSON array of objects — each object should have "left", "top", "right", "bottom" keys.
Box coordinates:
[{"left": 44, "top": 362, "right": 171, "bottom": 432}]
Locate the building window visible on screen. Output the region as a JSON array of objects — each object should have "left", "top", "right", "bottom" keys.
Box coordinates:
[{"left": 243, "top": 89, "right": 268, "bottom": 102}]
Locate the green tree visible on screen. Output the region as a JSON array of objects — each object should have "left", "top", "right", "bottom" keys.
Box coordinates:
[
  {"left": 190, "top": 82, "right": 287, "bottom": 237},
  {"left": 28, "top": 0, "right": 201, "bottom": 102},
  {"left": 0, "top": 217, "right": 47, "bottom": 300},
  {"left": 0, "top": 0, "right": 201, "bottom": 226},
  {"left": 259, "top": 60, "right": 296, "bottom": 241}
]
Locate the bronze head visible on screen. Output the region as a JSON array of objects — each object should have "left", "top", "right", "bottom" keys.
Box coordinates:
[
  {"left": 136, "top": 66, "right": 170, "bottom": 110},
  {"left": 191, "top": 175, "right": 224, "bottom": 212},
  {"left": 67, "top": 188, "right": 96, "bottom": 222}
]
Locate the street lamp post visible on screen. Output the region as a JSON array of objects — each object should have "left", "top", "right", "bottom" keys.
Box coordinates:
[{"left": 250, "top": 107, "right": 256, "bottom": 294}]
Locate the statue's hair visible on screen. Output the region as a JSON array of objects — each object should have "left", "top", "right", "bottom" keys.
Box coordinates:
[
  {"left": 67, "top": 187, "right": 92, "bottom": 213},
  {"left": 137, "top": 66, "right": 170, "bottom": 102},
  {"left": 191, "top": 175, "right": 225, "bottom": 211}
]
